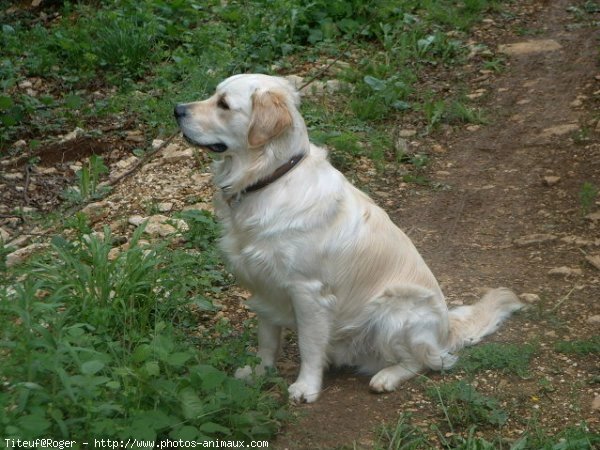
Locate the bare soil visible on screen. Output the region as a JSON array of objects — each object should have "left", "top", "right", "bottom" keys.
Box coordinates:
[
  {"left": 273, "top": 0, "right": 600, "bottom": 448},
  {"left": 1, "top": 0, "right": 598, "bottom": 447}
]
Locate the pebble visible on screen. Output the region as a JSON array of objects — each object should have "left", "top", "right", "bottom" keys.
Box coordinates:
[
  {"left": 519, "top": 293, "right": 540, "bottom": 303},
  {"left": 6, "top": 243, "right": 47, "bottom": 267},
  {"left": 548, "top": 266, "right": 583, "bottom": 277},
  {"left": 3, "top": 172, "right": 24, "bottom": 181},
  {"left": 398, "top": 129, "right": 417, "bottom": 138},
  {"left": 0, "top": 227, "right": 10, "bottom": 242},
  {"left": 585, "top": 254, "right": 600, "bottom": 271},
  {"left": 542, "top": 175, "right": 561, "bottom": 186},
  {"left": 158, "top": 202, "right": 174, "bottom": 212},
  {"left": 162, "top": 144, "right": 194, "bottom": 163},
  {"left": 514, "top": 233, "right": 557, "bottom": 247},
  {"left": 587, "top": 315, "right": 600, "bottom": 325}
]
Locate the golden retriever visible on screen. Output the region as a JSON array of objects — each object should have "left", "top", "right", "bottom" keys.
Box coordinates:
[{"left": 174, "top": 74, "right": 523, "bottom": 403}]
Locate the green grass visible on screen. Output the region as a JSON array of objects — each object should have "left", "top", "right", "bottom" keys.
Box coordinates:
[
  {"left": 427, "top": 380, "right": 508, "bottom": 429},
  {"left": 1, "top": 0, "right": 509, "bottom": 169},
  {"left": 455, "top": 343, "right": 537, "bottom": 378},
  {"left": 374, "top": 413, "right": 599, "bottom": 450},
  {"left": 554, "top": 337, "right": 600, "bottom": 355}
]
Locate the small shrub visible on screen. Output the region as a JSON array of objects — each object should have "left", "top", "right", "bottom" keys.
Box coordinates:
[{"left": 427, "top": 380, "right": 508, "bottom": 428}]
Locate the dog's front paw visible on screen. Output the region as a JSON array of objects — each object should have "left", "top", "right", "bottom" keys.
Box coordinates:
[
  {"left": 369, "top": 368, "right": 400, "bottom": 393},
  {"left": 234, "top": 365, "right": 254, "bottom": 380},
  {"left": 288, "top": 380, "right": 320, "bottom": 403}
]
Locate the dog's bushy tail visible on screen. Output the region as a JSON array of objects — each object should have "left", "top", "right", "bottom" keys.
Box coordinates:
[{"left": 446, "top": 288, "right": 524, "bottom": 353}]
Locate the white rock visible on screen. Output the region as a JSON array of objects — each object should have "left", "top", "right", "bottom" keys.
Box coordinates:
[
  {"left": 548, "top": 266, "right": 582, "bottom": 277},
  {"left": 0, "top": 227, "right": 10, "bottom": 242},
  {"left": 542, "top": 175, "right": 561, "bottom": 186},
  {"left": 398, "top": 129, "right": 417, "bottom": 138},
  {"left": 158, "top": 202, "right": 173, "bottom": 213},
  {"left": 152, "top": 139, "right": 165, "bottom": 150},
  {"left": 3, "top": 172, "right": 24, "bottom": 181},
  {"left": 60, "top": 127, "right": 84, "bottom": 143},
  {"left": 162, "top": 144, "right": 193, "bottom": 163},
  {"left": 514, "top": 234, "right": 557, "bottom": 247},
  {"left": 283, "top": 75, "right": 304, "bottom": 90},
  {"left": 498, "top": 39, "right": 562, "bottom": 56},
  {"left": 585, "top": 254, "right": 600, "bottom": 271},
  {"left": 6, "top": 243, "right": 47, "bottom": 267},
  {"left": 587, "top": 315, "right": 600, "bottom": 325},
  {"left": 115, "top": 155, "right": 139, "bottom": 170},
  {"left": 519, "top": 293, "right": 540, "bottom": 303}
]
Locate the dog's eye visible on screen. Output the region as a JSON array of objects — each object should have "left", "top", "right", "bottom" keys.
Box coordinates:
[{"left": 217, "top": 96, "right": 230, "bottom": 110}]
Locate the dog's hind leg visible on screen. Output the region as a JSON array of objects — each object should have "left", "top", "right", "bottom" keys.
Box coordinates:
[{"left": 358, "top": 283, "right": 456, "bottom": 392}]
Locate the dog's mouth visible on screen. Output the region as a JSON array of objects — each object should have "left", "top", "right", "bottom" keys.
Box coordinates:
[{"left": 182, "top": 134, "right": 228, "bottom": 153}]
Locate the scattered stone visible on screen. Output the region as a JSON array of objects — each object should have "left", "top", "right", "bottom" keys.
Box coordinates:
[
  {"left": 283, "top": 74, "right": 304, "bottom": 90},
  {"left": 151, "top": 139, "right": 165, "bottom": 150},
  {"left": 108, "top": 247, "right": 121, "bottom": 261},
  {"left": 125, "top": 130, "right": 144, "bottom": 143},
  {"left": 0, "top": 227, "right": 10, "bottom": 242},
  {"left": 6, "top": 243, "right": 47, "bottom": 267},
  {"left": 128, "top": 214, "right": 189, "bottom": 237},
  {"left": 183, "top": 202, "right": 213, "bottom": 213},
  {"left": 60, "top": 127, "right": 84, "bottom": 143},
  {"left": 81, "top": 201, "right": 109, "bottom": 223},
  {"left": 158, "top": 202, "right": 174, "bottom": 213},
  {"left": 540, "top": 123, "right": 579, "bottom": 139},
  {"left": 548, "top": 266, "right": 582, "bottom": 277},
  {"left": 191, "top": 173, "right": 212, "bottom": 185},
  {"left": 542, "top": 175, "right": 561, "bottom": 186},
  {"left": 519, "top": 293, "right": 540, "bottom": 303},
  {"left": 585, "top": 254, "right": 600, "bottom": 271},
  {"left": 514, "top": 233, "right": 557, "bottom": 247},
  {"left": 325, "top": 80, "right": 344, "bottom": 93},
  {"left": 13, "top": 139, "right": 27, "bottom": 149},
  {"left": 162, "top": 144, "right": 194, "bottom": 163},
  {"left": 398, "top": 129, "right": 417, "bottom": 138},
  {"left": 498, "top": 39, "right": 562, "bottom": 56},
  {"left": 466, "top": 125, "right": 481, "bottom": 132},
  {"left": 33, "top": 166, "right": 58, "bottom": 175},
  {"left": 592, "top": 395, "right": 600, "bottom": 412},
  {"left": 7, "top": 235, "right": 31, "bottom": 249},
  {"left": 115, "top": 155, "right": 139, "bottom": 170},
  {"left": 587, "top": 315, "right": 600, "bottom": 325},
  {"left": 3, "top": 172, "right": 24, "bottom": 181},
  {"left": 128, "top": 215, "right": 146, "bottom": 227},
  {"left": 585, "top": 211, "right": 600, "bottom": 223}
]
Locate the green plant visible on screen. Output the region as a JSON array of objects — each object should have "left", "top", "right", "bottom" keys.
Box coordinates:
[
  {"left": 375, "top": 414, "right": 430, "bottom": 450},
  {"left": 579, "top": 181, "right": 598, "bottom": 216},
  {"left": 0, "top": 226, "right": 286, "bottom": 440},
  {"left": 455, "top": 343, "right": 536, "bottom": 378},
  {"left": 428, "top": 380, "right": 508, "bottom": 429},
  {"left": 554, "top": 337, "right": 600, "bottom": 355},
  {"left": 62, "top": 155, "right": 110, "bottom": 204}
]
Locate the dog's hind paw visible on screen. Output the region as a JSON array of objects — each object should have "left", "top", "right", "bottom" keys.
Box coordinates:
[{"left": 288, "top": 381, "right": 320, "bottom": 403}]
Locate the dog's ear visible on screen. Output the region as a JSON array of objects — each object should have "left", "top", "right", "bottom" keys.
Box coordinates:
[{"left": 248, "top": 90, "right": 293, "bottom": 148}]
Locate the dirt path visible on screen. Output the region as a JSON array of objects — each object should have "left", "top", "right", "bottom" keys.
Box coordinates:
[{"left": 274, "top": 1, "right": 600, "bottom": 448}]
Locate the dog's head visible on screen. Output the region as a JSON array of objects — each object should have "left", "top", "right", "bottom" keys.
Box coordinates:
[{"left": 174, "top": 74, "right": 301, "bottom": 154}]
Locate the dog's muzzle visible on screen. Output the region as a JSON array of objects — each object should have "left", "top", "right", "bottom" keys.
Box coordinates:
[{"left": 174, "top": 104, "right": 228, "bottom": 153}]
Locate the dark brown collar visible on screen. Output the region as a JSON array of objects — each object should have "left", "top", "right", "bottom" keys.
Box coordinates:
[{"left": 226, "top": 152, "right": 306, "bottom": 203}]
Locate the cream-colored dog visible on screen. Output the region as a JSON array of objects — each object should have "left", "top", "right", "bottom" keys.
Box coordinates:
[{"left": 174, "top": 74, "right": 523, "bottom": 403}]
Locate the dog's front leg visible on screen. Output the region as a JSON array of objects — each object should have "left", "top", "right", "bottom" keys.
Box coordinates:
[
  {"left": 235, "top": 316, "right": 281, "bottom": 379},
  {"left": 288, "top": 283, "right": 333, "bottom": 403}
]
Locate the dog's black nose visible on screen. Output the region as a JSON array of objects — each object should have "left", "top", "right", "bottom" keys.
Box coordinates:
[{"left": 174, "top": 104, "right": 187, "bottom": 120}]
